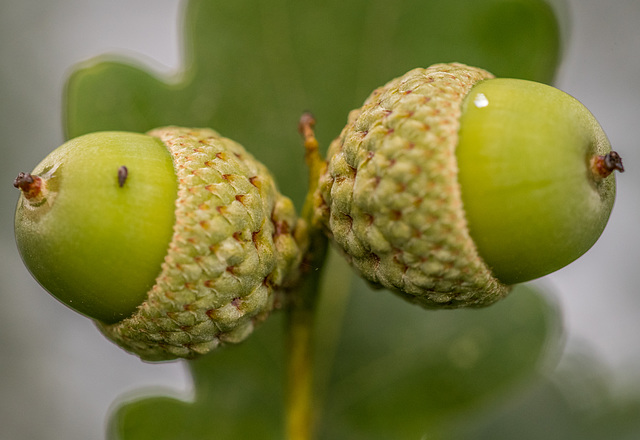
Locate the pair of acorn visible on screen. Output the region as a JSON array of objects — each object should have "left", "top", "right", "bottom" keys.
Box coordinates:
[{"left": 14, "top": 63, "right": 624, "bottom": 361}]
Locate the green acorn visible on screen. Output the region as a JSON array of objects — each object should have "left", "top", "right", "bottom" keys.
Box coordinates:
[
  {"left": 315, "top": 63, "right": 623, "bottom": 308},
  {"left": 14, "top": 127, "right": 307, "bottom": 361}
]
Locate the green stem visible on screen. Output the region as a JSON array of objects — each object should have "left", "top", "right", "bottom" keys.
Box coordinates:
[
  {"left": 285, "top": 113, "right": 328, "bottom": 440},
  {"left": 285, "top": 256, "right": 325, "bottom": 440}
]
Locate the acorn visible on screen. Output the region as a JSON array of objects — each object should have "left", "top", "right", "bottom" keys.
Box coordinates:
[
  {"left": 14, "top": 127, "right": 307, "bottom": 361},
  {"left": 315, "top": 63, "right": 623, "bottom": 308}
]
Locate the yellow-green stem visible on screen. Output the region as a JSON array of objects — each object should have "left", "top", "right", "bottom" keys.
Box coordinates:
[
  {"left": 285, "top": 262, "right": 324, "bottom": 440},
  {"left": 285, "top": 113, "right": 328, "bottom": 440}
]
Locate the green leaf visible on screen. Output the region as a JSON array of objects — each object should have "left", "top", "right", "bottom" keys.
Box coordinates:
[
  {"left": 439, "top": 353, "right": 640, "bottom": 440},
  {"left": 315, "top": 281, "right": 562, "bottom": 439},
  {"left": 65, "top": 0, "right": 562, "bottom": 208}
]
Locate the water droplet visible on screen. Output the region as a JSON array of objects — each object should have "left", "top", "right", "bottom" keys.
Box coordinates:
[{"left": 474, "top": 93, "right": 489, "bottom": 108}]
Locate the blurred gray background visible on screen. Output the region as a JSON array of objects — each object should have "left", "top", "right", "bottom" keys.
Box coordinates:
[{"left": 1, "top": 0, "right": 638, "bottom": 439}]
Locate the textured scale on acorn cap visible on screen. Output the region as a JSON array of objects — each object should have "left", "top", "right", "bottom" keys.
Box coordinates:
[
  {"left": 316, "top": 63, "right": 510, "bottom": 308},
  {"left": 99, "top": 127, "right": 307, "bottom": 361}
]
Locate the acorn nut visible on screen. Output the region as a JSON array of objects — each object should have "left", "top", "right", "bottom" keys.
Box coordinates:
[
  {"left": 315, "top": 63, "right": 623, "bottom": 308},
  {"left": 14, "top": 127, "right": 307, "bottom": 361}
]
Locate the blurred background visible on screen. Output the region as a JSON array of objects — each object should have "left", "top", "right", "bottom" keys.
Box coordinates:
[{"left": 1, "top": 0, "right": 638, "bottom": 439}]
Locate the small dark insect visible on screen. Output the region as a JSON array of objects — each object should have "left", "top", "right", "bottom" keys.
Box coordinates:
[{"left": 118, "top": 166, "right": 128, "bottom": 187}]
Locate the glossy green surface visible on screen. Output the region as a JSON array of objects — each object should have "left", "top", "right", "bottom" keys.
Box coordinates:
[
  {"left": 456, "top": 78, "right": 616, "bottom": 284},
  {"left": 15, "top": 132, "right": 178, "bottom": 324}
]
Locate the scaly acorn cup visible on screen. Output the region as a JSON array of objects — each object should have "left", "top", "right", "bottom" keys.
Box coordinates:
[
  {"left": 315, "top": 63, "right": 623, "bottom": 309},
  {"left": 14, "top": 127, "right": 307, "bottom": 361}
]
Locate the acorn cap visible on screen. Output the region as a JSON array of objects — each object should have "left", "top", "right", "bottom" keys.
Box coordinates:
[
  {"left": 99, "top": 127, "right": 307, "bottom": 361},
  {"left": 316, "top": 63, "right": 510, "bottom": 308}
]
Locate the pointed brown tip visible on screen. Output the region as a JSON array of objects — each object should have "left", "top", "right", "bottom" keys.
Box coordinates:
[
  {"left": 604, "top": 151, "right": 624, "bottom": 173},
  {"left": 591, "top": 151, "right": 625, "bottom": 179},
  {"left": 298, "top": 111, "right": 316, "bottom": 136},
  {"left": 14, "top": 172, "right": 43, "bottom": 199}
]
